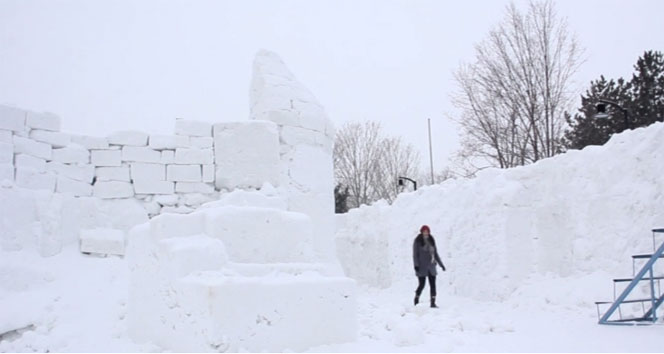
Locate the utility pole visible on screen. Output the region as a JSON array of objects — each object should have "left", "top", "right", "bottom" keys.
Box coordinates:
[{"left": 428, "top": 118, "right": 434, "bottom": 185}]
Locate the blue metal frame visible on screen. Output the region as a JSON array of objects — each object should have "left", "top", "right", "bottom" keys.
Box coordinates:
[{"left": 598, "top": 229, "right": 664, "bottom": 325}]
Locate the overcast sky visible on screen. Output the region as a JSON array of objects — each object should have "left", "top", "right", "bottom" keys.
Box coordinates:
[{"left": 1, "top": 0, "right": 663, "bottom": 172}]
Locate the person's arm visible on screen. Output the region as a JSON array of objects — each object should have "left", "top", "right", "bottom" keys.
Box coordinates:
[
  {"left": 413, "top": 240, "right": 419, "bottom": 272},
  {"left": 434, "top": 244, "right": 446, "bottom": 271}
]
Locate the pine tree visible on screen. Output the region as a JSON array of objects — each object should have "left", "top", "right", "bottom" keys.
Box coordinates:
[
  {"left": 630, "top": 50, "right": 664, "bottom": 126},
  {"left": 563, "top": 76, "right": 632, "bottom": 149},
  {"left": 563, "top": 50, "right": 663, "bottom": 150}
]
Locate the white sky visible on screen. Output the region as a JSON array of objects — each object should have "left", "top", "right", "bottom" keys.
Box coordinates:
[{"left": 1, "top": 0, "right": 663, "bottom": 172}]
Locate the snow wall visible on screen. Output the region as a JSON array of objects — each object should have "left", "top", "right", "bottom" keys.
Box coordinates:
[
  {"left": 0, "top": 50, "right": 336, "bottom": 263},
  {"left": 125, "top": 50, "right": 356, "bottom": 352},
  {"left": 1, "top": 49, "right": 356, "bottom": 350},
  {"left": 336, "top": 122, "right": 664, "bottom": 301}
]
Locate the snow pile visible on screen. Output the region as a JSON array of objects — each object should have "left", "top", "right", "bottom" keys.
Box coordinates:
[
  {"left": 337, "top": 122, "right": 664, "bottom": 300},
  {"left": 127, "top": 187, "right": 357, "bottom": 352}
]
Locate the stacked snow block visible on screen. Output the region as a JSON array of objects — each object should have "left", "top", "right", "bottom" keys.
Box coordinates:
[
  {"left": 127, "top": 190, "right": 357, "bottom": 352},
  {"left": 89, "top": 122, "right": 217, "bottom": 216},
  {"left": 0, "top": 106, "right": 223, "bottom": 217},
  {"left": 0, "top": 105, "right": 95, "bottom": 196}
]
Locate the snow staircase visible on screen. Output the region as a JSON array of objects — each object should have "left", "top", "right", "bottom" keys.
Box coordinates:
[{"left": 595, "top": 228, "right": 664, "bottom": 325}]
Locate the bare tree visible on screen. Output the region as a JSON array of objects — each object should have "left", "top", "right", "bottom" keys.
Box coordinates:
[
  {"left": 452, "top": 0, "right": 582, "bottom": 172},
  {"left": 334, "top": 121, "right": 421, "bottom": 208}
]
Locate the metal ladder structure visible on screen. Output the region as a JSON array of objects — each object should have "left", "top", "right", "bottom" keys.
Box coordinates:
[{"left": 595, "top": 228, "right": 664, "bottom": 325}]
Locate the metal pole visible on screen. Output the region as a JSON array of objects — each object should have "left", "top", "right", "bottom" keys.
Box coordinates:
[{"left": 428, "top": 118, "right": 434, "bottom": 185}]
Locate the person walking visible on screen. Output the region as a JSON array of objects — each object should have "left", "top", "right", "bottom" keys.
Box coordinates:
[{"left": 413, "top": 225, "right": 446, "bottom": 308}]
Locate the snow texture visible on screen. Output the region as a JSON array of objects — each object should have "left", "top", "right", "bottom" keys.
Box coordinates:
[{"left": 213, "top": 121, "right": 280, "bottom": 190}]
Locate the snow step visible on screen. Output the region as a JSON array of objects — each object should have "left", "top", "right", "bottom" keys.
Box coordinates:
[
  {"left": 632, "top": 254, "right": 664, "bottom": 259},
  {"left": 613, "top": 276, "right": 664, "bottom": 283},
  {"left": 595, "top": 298, "right": 659, "bottom": 305},
  {"left": 611, "top": 317, "right": 656, "bottom": 322}
]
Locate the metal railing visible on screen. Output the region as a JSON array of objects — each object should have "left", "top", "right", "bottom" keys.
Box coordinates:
[{"left": 596, "top": 228, "right": 664, "bottom": 325}]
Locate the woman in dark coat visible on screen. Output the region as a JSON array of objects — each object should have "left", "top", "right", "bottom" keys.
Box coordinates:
[{"left": 413, "top": 225, "right": 446, "bottom": 308}]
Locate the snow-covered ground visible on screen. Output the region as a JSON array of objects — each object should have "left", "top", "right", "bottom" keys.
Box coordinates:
[{"left": 1, "top": 245, "right": 663, "bottom": 352}]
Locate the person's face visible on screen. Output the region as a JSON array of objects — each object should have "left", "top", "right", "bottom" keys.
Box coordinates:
[{"left": 423, "top": 230, "right": 430, "bottom": 237}]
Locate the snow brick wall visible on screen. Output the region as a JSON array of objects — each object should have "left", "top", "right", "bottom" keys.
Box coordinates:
[
  {"left": 125, "top": 50, "right": 357, "bottom": 351},
  {"left": 0, "top": 105, "right": 220, "bottom": 216}
]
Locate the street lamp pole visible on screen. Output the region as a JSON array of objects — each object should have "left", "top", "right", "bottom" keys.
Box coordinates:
[
  {"left": 398, "top": 176, "right": 417, "bottom": 191},
  {"left": 596, "top": 99, "right": 630, "bottom": 130}
]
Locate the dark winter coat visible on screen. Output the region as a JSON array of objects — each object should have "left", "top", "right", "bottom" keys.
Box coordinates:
[{"left": 413, "top": 234, "right": 445, "bottom": 277}]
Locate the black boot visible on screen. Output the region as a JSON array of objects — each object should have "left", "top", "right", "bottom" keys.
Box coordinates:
[
  {"left": 430, "top": 296, "right": 438, "bottom": 308},
  {"left": 414, "top": 295, "right": 420, "bottom": 306}
]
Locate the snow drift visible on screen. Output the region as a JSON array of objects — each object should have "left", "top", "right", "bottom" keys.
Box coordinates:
[{"left": 336, "top": 122, "right": 664, "bottom": 301}]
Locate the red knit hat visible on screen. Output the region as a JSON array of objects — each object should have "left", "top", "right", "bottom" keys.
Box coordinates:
[{"left": 420, "top": 225, "right": 430, "bottom": 233}]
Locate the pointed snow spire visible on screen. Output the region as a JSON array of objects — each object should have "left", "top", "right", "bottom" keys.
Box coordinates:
[{"left": 249, "top": 50, "right": 334, "bottom": 139}]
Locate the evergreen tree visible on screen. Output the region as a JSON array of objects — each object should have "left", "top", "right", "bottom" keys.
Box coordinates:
[
  {"left": 563, "top": 77, "right": 632, "bottom": 149},
  {"left": 564, "top": 51, "right": 664, "bottom": 150},
  {"left": 630, "top": 50, "right": 664, "bottom": 126}
]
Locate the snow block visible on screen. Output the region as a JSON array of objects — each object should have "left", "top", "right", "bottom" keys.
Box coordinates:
[
  {"left": 46, "top": 162, "right": 95, "bottom": 183},
  {"left": 130, "top": 163, "right": 166, "bottom": 181},
  {"left": 154, "top": 194, "right": 179, "bottom": 206},
  {"left": 175, "top": 182, "right": 215, "bottom": 194},
  {"left": 0, "top": 142, "right": 13, "bottom": 164},
  {"left": 15, "top": 168, "right": 56, "bottom": 191},
  {"left": 80, "top": 228, "right": 125, "bottom": 256},
  {"left": 51, "top": 146, "right": 90, "bottom": 164},
  {"left": 182, "top": 193, "right": 214, "bottom": 207},
  {"left": 91, "top": 149, "right": 122, "bottom": 167},
  {"left": 0, "top": 129, "right": 12, "bottom": 143},
  {"left": 56, "top": 176, "right": 93, "bottom": 197},
  {"left": 175, "top": 119, "right": 212, "bottom": 137},
  {"left": 13, "top": 136, "right": 52, "bottom": 160},
  {"left": 178, "top": 273, "right": 357, "bottom": 352},
  {"left": 26, "top": 111, "right": 60, "bottom": 131},
  {"left": 149, "top": 135, "right": 189, "bottom": 150},
  {"left": 213, "top": 121, "right": 280, "bottom": 190},
  {"left": 158, "top": 235, "right": 228, "bottom": 278},
  {"left": 173, "top": 148, "right": 213, "bottom": 165},
  {"left": 108, "top": 130, "right": 148, "bottom": 146},
  {"left": 143, "top": 200, "right": 161, "bottom": 216},
  {"left": 202, "top": 165, "right": 214, "bottom": 183},
  {"left": 122, "top": 146, "right": 161, "bottom": 163},
  {"left": 15, "top": 154, "right": 46, "bottom": 171},
  {"left": 94, "top": 181, "right": 134, "bottom": 199},
  {"left": 202, "top": 206, "right": 314, "bottom": 263},
  {"left": 29, "top": 130, "right": 71, "bottom": 148},
  {"left": 190, "top": 137, "right": 213, "bottom": 149},
  {"left": 71, "top": 135, "right": 109, "bottom": 149},
  {"left": 133, "top": 179, "right": 174, "bottom": 195},
  {"left": 96, "top": 166, "right": 130, "bottom": 182},
  {"left": 149, "top": 211, "right": 206, "bottom": 240},
  {"left": 0, "top": 163, "right": 14, "bottom": 181},
  {"left": 161, "top": 150, "right": 175, "bottom": 164},
  {"left": 0, "top": 105, "right": 26, "bottom": 132},
  {"left": 167, "top": 164, "right": 201, "bottom": 182}
]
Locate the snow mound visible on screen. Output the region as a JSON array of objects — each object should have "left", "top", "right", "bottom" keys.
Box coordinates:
[{"left": 336, "top": 122, "right": 664, "bottom": 300}]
